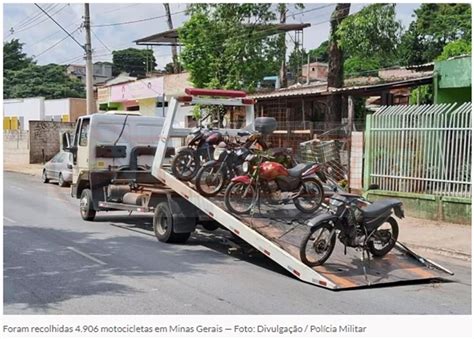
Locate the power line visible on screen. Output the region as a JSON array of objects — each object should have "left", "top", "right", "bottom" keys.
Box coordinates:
[
  {"left": 12, "top": 4, "right": 56, "bottom": 31},
  {"left": 91, "top": 9, "right": 187, "bottom": 28},
  {"left": 91, "top": 29, "right": 112, "bottom": 52},
  {"left": 34, "top": 3, "right": 84, "bottom": 51},
  {"left": 10, "top": 4, "right": 68, "bottom": 37},
  {"left": 33, "top": 26, "right": 82, "bottom": 59}
]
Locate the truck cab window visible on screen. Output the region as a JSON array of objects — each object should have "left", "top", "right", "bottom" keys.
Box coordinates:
[{"left": 79, "top": 118, "right": 90, "bottom": 147}]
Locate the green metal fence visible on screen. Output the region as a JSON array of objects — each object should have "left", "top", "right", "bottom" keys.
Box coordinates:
[{"left": 364, "top": 102, "right": 472, "bottom": 198}]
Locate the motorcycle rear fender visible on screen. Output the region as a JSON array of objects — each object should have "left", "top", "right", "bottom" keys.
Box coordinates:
[
  {"left": 302, "top": 163, "right": 321, "bottom": 177},
  {"left": 393, "top": 204, "right": 405, "bottom": 219},
  {"left": 231, "top": 175, "right": 251, "bottom": 185},
  {"left": 307, "top": 213, "right": 339, "bottom": 231}
]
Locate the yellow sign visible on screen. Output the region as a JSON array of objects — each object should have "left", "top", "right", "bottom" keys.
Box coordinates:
[{"left": 3, "top": 117, "right": 11, "bottom": 130}]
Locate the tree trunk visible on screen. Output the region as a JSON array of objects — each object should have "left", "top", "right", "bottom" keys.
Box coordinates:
[
  {"left": 278, "top": 4, "right": 287, "bottom": 88},
  {"left": 326, "top": 3, "right": 350, "bottom": 126},
  {"left": 163, "top": 3, "right": 178, "bottom": 73}
]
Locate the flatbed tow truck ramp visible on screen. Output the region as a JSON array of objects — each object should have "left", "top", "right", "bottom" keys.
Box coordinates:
[{"left": 151, "top": 88, "right": 453, "bottom": 290}]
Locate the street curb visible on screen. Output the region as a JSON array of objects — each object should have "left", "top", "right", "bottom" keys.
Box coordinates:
[
  {"left": 4, "top": 168, "right": 42, "bottom": 177},
  {"left": 402, "top": 242, "right": 471, "bottom": 261}
]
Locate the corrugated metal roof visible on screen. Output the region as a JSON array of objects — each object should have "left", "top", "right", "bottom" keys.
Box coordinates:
[{"left": 251, "top": 76, "right": 433, "bottom": 100}]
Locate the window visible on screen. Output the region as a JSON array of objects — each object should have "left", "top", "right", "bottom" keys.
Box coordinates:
[{"left": 79, "top": 118, "right": 90, "bottom": 147}]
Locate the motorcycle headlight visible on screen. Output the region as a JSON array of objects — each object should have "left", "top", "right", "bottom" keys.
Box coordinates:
[{"left": 242, "top": 161, "right": 249, "bottom": 173}]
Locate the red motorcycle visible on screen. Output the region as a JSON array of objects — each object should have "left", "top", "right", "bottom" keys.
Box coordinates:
[{"left": 224, "top": 153, "right": 324, "bottom": 214}]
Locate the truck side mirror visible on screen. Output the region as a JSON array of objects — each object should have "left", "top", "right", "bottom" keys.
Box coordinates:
[{"left": 62, "top": 132, "right": 76, "bottom": 153}]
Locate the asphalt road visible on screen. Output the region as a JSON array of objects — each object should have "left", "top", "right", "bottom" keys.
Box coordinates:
[{"left": 3, "top": 171, "right": 471, "bottom": 314}]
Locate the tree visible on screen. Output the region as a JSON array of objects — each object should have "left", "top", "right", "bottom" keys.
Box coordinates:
[
  {"left": 309, "top": 40, "right": 329, "bottom": 63},
  {"left": 3, "top": 39, "right": 34, "bottom": 73},
  {"left": 179, "top": 4, "right": 280, "bottom": 92},
  {"left": 327, "top": 3, "right": 350, "bottom": 124},
  {"left": 399, "top": 4, "right": 471, "bottom": 65},
  {"left": 3, "top": 39, "right": 85, "bottom": 99},
  {"left": 436, "top": 39, "right": 472, "bottom": 61},
  {"left": 337, "top": 4, "right": 402, "bottom": 75},
  {"left": 4, "top": 64, "right": 85, "bottom": 99},
  {"left": 112, "top": 48, "right": 157, "bottom": 77}
]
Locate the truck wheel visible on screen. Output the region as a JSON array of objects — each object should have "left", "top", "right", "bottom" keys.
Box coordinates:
[
  {"left": 153, "top": 202, "right": 190, "bottom": 243},
  {"left": 80, "top": 189, "right": 96, "bottom": 221}
]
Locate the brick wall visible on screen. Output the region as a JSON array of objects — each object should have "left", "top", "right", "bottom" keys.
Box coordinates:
[{"left": 29, "top": 121, "right": 75, "bottom": 164}]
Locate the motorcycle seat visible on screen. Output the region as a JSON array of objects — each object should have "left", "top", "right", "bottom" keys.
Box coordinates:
[
  {"left": 238, "top": 131, "right": 251, "bottom": 137},
  {"left": 287, "top": 163, "right": 314, "bottom": 177},
  {"left": 361, "top": 199, "right": 402, "bottom": 219}
]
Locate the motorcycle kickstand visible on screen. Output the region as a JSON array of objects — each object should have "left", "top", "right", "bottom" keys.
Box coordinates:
[{"left": 361, "top": 250, "right": 371, "bottom": 286}]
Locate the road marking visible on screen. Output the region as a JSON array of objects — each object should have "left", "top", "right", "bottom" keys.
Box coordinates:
[
  {"left": 3, "top": 216, "right": 16, "bottom": 224},
  {"left": 67, "top": 246, "right": 107, "bottom": 265}
]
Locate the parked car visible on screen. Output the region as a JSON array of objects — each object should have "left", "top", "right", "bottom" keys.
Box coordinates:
[{"left": 42, "top": 151, "right": 73, "bottom": 187}]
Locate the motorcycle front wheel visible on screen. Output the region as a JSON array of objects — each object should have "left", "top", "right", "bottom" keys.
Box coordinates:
[
  {"left": 368, "top": 217, "right": 399, "bottom": 257},
  {"left": 171, "top": 148, "right": 199, "bottom": 181},
  {"left": 299, "top": 222, "right": 336, "bottom": 267},
  {"left": 195, "top": 163, "right": 227, "bottom": 197},
  {"left": 293, "top": 178, "right": 324, "bottom": 213},
  {"left": 224, "top": 181, "right": 257, "bottom": 215}
]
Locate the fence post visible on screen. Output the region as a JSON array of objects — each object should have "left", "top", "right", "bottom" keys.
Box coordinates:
[{"left": 363, "top": 114, "right": 372, "bottom": 190}]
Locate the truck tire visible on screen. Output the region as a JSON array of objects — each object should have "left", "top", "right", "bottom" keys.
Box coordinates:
[
  {"left": 80, "top": 189, "right": 96, "bottom": 221},
  {"left": 153, "top": 202, "right": 191, "bottom": 243}
]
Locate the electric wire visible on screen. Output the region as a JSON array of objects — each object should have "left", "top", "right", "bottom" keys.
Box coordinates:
[{"left": 34, "top": 3, "right": 85, "bottom": 51}]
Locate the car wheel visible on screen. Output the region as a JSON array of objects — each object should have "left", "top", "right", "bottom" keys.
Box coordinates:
[
  {"left": 58, "top": 173, "right": 68, "bottom": 187},
  {"left": 42, "top": 170, "right": 49, "bottom": 183}
]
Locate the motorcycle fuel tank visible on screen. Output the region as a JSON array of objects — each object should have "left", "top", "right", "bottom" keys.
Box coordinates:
[
  {"left": 259, "top": 161, "right": 289, "bottom": 180},
  {"left": 205, "top": 131, "right": 223, "bottom": 144}
]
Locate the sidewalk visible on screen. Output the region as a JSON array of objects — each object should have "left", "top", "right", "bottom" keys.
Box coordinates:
[{"left": 3, "top": 162, "right": 471, "bottom": 261}]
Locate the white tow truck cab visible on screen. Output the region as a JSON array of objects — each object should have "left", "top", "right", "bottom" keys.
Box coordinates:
[{"left": 63, "top": 91, "right": 254, "bottom": 242}]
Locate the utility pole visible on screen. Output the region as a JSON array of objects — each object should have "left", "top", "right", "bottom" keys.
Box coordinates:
[{"left": 84, "top": 3, "right": 95, "bottom": 114}]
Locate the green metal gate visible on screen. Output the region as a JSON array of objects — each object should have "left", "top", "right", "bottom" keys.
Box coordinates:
[{"left": 364, "top": 102, "right": 471, "bottom": 198}]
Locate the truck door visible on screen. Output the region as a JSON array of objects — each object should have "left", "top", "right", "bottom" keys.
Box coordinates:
[{"left": 73, "top": 117, "right": 90, "bottom": 184}]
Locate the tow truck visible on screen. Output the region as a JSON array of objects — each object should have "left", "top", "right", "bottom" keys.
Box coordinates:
[{"left": 64, "top": 88, "right": 453, "bottom": 289}]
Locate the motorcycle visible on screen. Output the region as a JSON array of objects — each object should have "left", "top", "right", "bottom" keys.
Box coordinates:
[
  {"left": 299, "top": 192, "right": 404, "bottom": 267},
  {"left": 224, "top": 153, "right": 324, "bottom": 215},
  {"left": 194, "top": 131, "right": 253, "bottom": 197},
  {"left": 171, "top": 124, "right": 223, "bottom": 181}
]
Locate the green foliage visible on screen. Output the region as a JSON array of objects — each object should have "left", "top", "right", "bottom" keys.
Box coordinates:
[
  {"left": 4, "top": 64, "right": 85, "bottom": 99},
  {"left": 309, "top": 40, "right": 329, "bottom": 63},
  {"left": 3, "top": 39, "right": 85, "bottom": 99},
  {"left": 409, "top": 85, "right": 433, "bottom": 105},
  {"left": 436, "top": 39, "right": 472, "bottom": 61},
  {"left": 344, "top": 56, "right": 380, "bottom": 77},
  {"left": 337, "top": 3, "right": 402, "bottom": 70},
  {"left": 179, "top": 4, "right": 280, "bottom": 92},
  {"left": 287, "top": 48, "right": 306, "bottom": 79},
  {"left": 3, "top": 39, "right": 34, "bottom": 73},
  {"left": 112, "top": 48, "right": 157, "bottom": 77},
  {"left": 399, "top": 4, "right": 471, "bottom": 65}
]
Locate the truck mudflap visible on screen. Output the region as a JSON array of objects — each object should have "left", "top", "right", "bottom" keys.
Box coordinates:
[
  {"left": 166, "top": 194, "right": 198, "bottom": 234},
  {"left": 150, "top": 93, "right": 453, "bottom": 290}
]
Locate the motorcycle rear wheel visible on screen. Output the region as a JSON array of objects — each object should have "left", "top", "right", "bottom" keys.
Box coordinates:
[
  {"left": 368, "top": 217, "right": 399, "bottom": 257},
  {"left": 300, "top": 222, "right": 336, "bottom": 267},
  {"left": 171, "top": 148, "right": 199, "bottom": 181},
  {"left": 224, "top": 181, "right": 257, "bottom": 215},
  {"left": 195, "top": 163, "right": 227, "bottom": 197},
  {"left": 293, "top": 178, "right": 324, "bottom": 214}
]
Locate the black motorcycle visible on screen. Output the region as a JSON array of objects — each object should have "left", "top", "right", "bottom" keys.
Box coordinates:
[
  {"left": 171, "top": 125, "right": 223, "bottom": 181},
  {"left": 299, "top": 192, "right": 404, "bottom": 266},
  {"left": 194, "top": 132, "right": 253, "bottom": 197}
]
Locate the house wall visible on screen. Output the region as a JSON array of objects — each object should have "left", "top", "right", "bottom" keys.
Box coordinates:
[
  {"left": 3, "top": 97, "right": 45, "bottom": 130},
  {"left": 29, "top": 121, "right": 75, "bottom": 163},
  {"left": 69, "top": 98, "right": 87, "bottom": 122},
  {"left": 434, "top": 56, "right": 472, "bottom": 104}
]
